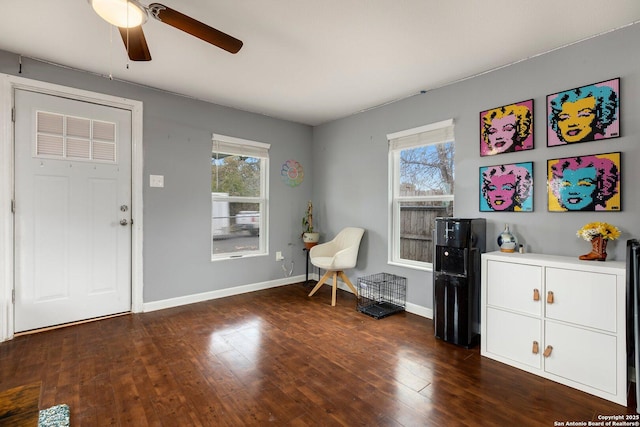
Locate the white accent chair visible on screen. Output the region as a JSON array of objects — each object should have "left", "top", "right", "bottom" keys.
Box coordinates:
[{"left": 308, "top": 227, "right": 365, "bottom": 306}]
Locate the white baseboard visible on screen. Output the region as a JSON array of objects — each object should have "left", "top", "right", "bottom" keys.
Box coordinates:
[{"left": 143, "top": 274, "right": 306, "bottom": 312}]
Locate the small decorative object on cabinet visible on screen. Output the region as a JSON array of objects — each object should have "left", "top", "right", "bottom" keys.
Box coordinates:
[
  {"left": 497, "top": 224, "right": 517, "bottom": 252},
  {"left": 576, "top": 222, "right": 621, "bottom": 261},
  {"left": 480, "top": 251, "right": 627, "bottom": 405},
  {"left": 301, "top": 200, "right": 319, "bottom": 249}
]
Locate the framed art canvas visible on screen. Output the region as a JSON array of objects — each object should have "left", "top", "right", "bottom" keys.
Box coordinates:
[
  {"left": 547, "top": 78, "right": 620, "bottom": 147},
  {"left": 480, "top": 99, "right": 534, "bottom": 156},
  {"left": 547, "top": 152, "right": 621, "bottom": 212},
  {"left": 479, "top": 162, "right": 533, "bottom": 212}
]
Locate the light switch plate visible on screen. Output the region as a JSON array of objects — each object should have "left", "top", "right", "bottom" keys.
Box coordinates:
[{"left": 150, "top": 175, "right": 164, "bottom": 188}]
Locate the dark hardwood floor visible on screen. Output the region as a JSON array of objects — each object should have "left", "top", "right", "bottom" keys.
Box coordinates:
[{"left": 0, "top": 282, "right": 636, "bottom": 426}]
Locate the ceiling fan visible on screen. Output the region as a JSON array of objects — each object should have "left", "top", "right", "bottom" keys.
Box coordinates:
[{"left": 88, "top": 0, "right": 243, "bottom": 61}]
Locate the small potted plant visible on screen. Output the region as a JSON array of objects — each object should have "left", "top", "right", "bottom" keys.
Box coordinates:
[{"left": 302, "top": 201, "right": 319, "bottom": 249}]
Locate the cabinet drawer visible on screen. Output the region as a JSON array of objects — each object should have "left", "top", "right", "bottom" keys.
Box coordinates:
[
  {"left": 487, "top": 260, "right": 542, "bottom": 316},
  {"left": 544, "top": 321, "right": 617, "bottom": 394},
  {"left": 486, "top": 307, "right": 541, "bottom": 369},
  {"left": 545, "top": 268, "right": 617, "bottom": 332}
]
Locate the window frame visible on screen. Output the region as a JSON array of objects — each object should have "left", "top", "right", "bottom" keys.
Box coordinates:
[
  {"left": 211, "top": 133, "right": 270, "bottom": 261},
  {"left": 387, "top": 119, "right": 455, "bottom": 271}
]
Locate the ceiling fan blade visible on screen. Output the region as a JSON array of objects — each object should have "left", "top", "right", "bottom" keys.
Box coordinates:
[
  {"left": 118, "top": 26, "right": 152, "bottom": 61},
  {"left": 148, "top": 3, "right": 243, "bottom": 54}
]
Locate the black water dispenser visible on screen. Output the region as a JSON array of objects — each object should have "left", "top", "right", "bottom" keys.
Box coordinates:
[{"left": 433, "top": 218, "right": 486, "bottom": 347}]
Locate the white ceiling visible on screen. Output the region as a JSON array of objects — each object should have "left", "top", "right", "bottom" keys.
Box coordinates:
[{"left": 1, "top": 1, "right": 640, "bottom": 126}]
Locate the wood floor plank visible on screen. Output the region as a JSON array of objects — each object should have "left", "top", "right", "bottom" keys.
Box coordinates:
[
  {"left": 0, "top": 381, "right": 41, "bottom": 426},
  {"left": 0, "top": 282, "right": 636, "bottom": 426}
]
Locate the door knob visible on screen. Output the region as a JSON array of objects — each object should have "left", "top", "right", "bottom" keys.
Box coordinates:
[{"left": 120, "top": 219, "right": 129, "bottom": 226}]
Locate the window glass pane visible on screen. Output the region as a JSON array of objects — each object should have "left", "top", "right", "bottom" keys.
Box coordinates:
[
  {"left": 211, "top": 154, "right": 261, "bottom": 197},
  {"left": 212, "top": 199, "right": 261, "bottom": 256},
  {"left": 399, "top": 200, "right": 453, "bottom": 263},
  {"left": 399, "top": 142, "right": 454, "bottom": 196},
  {"left": 390, "top": 134, "right": 455, "bottom": 269},
  {"left": 211, "top": 138, "right": 267, "bottom": 259}
]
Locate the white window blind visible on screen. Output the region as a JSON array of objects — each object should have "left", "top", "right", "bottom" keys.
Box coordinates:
[
  {"left": 388, "top": 119, "right": 454, "bottom": 152},
  {"left": 212, "top": 133, "right": 270, "bottom": 158}
]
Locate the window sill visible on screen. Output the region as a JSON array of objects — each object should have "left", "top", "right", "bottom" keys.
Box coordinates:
[
  {"left": 387, "top": 260, "right": 433, "bottom": 273},
  {"left": 211, "top": 252, "right": 267, "bottom": 262}
]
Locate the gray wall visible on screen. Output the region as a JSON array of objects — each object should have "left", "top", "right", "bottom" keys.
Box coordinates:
[
  {"left": 312, "top": 24, "right": 640, "bottom": 309},
  {"left": 0, "top": 51, "right": 314, "bottom": 303},
  {"left": 2, "top": 22, "right": 639, "bottom": 312}
]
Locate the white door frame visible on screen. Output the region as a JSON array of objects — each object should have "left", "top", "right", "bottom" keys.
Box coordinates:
[{"left": 0, "top": 74, "right": 144, "bottom": 342}]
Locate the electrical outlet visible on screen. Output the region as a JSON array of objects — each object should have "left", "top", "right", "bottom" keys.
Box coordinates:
[{"left": 276, "top": 251, "right": 284, "bottom": 261}]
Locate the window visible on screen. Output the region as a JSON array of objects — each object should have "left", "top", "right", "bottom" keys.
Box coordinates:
[
  {"left": 388, "top": 119, "right": 455, "bottom": 270},
  {"left": 211, "top": 134, "right": 269, "bottom": 259}
]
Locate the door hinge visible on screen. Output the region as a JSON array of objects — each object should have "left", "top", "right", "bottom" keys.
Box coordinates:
[
  {"left": 11, "top": 107, "right": 15, "bottom": 123},
  {"left": 12, "top": 289, "right": 15, "bottom": 303},
  {"left": 11, "top": 200, "right": 15, "bottom": 214}
]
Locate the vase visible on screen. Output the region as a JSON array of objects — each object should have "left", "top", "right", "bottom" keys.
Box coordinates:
[
  {"left": 303, "top": 232, "right": 319, "bottom": 249},
  {"left": 579, "top": 235, "right": 608, "bottom": 261},
  {"left": 497, "top": 224, "right": 517, "bottom": 253}
]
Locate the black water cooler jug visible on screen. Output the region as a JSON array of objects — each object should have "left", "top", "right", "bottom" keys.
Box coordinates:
[{"left": 433, "top": 218, "right": 486, "bottom": 347}]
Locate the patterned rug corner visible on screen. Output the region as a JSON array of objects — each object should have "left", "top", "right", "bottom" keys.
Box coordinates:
[{"left": 38, "top": 403, "right": 70, "bottom": 427}]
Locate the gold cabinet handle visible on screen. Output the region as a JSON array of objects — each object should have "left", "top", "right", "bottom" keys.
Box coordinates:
[
  {"left": 543, "top": 345, "right": 553, "bottom": 357},
  {"left": 547, "top": 291, "right": 554, "bottom": 304},
  {"left": 533, "top": 289, "right": 540, "bottom": 301},
  {"left": 532, "top": 341, "right": 539, "bottom": 354}
]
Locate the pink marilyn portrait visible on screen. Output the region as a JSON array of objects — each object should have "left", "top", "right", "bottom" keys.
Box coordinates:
[
  {"left": 547, "top": 79, "right": 619, "bottom": 147},
  {"left": 480, "top": 163, "right": 533, "bottom": 212},
  {"left": 547, "top": 153, "right": 620, "bottom": 212},
  {"left": 480, "top": 100, "right": 533, "bottom": 157}
]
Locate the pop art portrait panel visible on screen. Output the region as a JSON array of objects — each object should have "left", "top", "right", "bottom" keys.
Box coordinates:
[
  {"left": 480, "top": 99, "right": 534, "bottom": 157},
  {"left": 547, "top": 152, "right": 621, "bottom": 212},
  {"left": 547, "top": 78, "right": 620, "bottom": 147},
  {"left": 479, "top": 162, "right": 533, "bottom": 212}
]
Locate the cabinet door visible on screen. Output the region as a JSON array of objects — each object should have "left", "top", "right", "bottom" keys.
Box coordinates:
[
  {"left": 544, "top": 321, "right": 616, "bottom": 394},
  {"left": 487, "top": 261, "right": 542, "bottom": 316},
  {"left": 545, "top": 268, "right": 617, "bottom": 332},
  {"left": 486, "top": 307, "right": 541, "bottom": 369}
]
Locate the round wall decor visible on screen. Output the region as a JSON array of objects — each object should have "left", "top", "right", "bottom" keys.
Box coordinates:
[{"left": 281, "top": 159, "right": 304, "bottom": 187}]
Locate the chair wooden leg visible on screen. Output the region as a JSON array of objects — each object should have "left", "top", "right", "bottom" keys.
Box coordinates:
[
  {"left": 308, "top": 270, "right": 332, "bottom": 297},
  {"left": 339, "top": 271, "right": 358, "bottom": 297},
  {"left": 331, "top": 272, "right": 338, "bottom": 306},
  {"left": 310, "top": 270, "right": 356, "bottom": 306}
]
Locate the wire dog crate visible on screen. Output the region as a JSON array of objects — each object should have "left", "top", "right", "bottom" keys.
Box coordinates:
[{"left": 357, "top": 273, "right": 406, "bottom": 319}]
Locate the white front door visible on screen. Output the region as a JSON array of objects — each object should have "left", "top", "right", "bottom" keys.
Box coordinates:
[{"left": 14, "top": 89, "right": 132, "bottom": 332}]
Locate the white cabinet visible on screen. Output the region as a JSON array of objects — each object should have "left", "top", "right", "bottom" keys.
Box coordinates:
[{"left": 481, "top": 251, "right": 626, "bottom": 405}]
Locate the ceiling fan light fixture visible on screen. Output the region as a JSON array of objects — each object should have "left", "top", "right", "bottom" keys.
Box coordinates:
[{"left": 89, "top": 0, "right": 148, "bottom": 28}]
